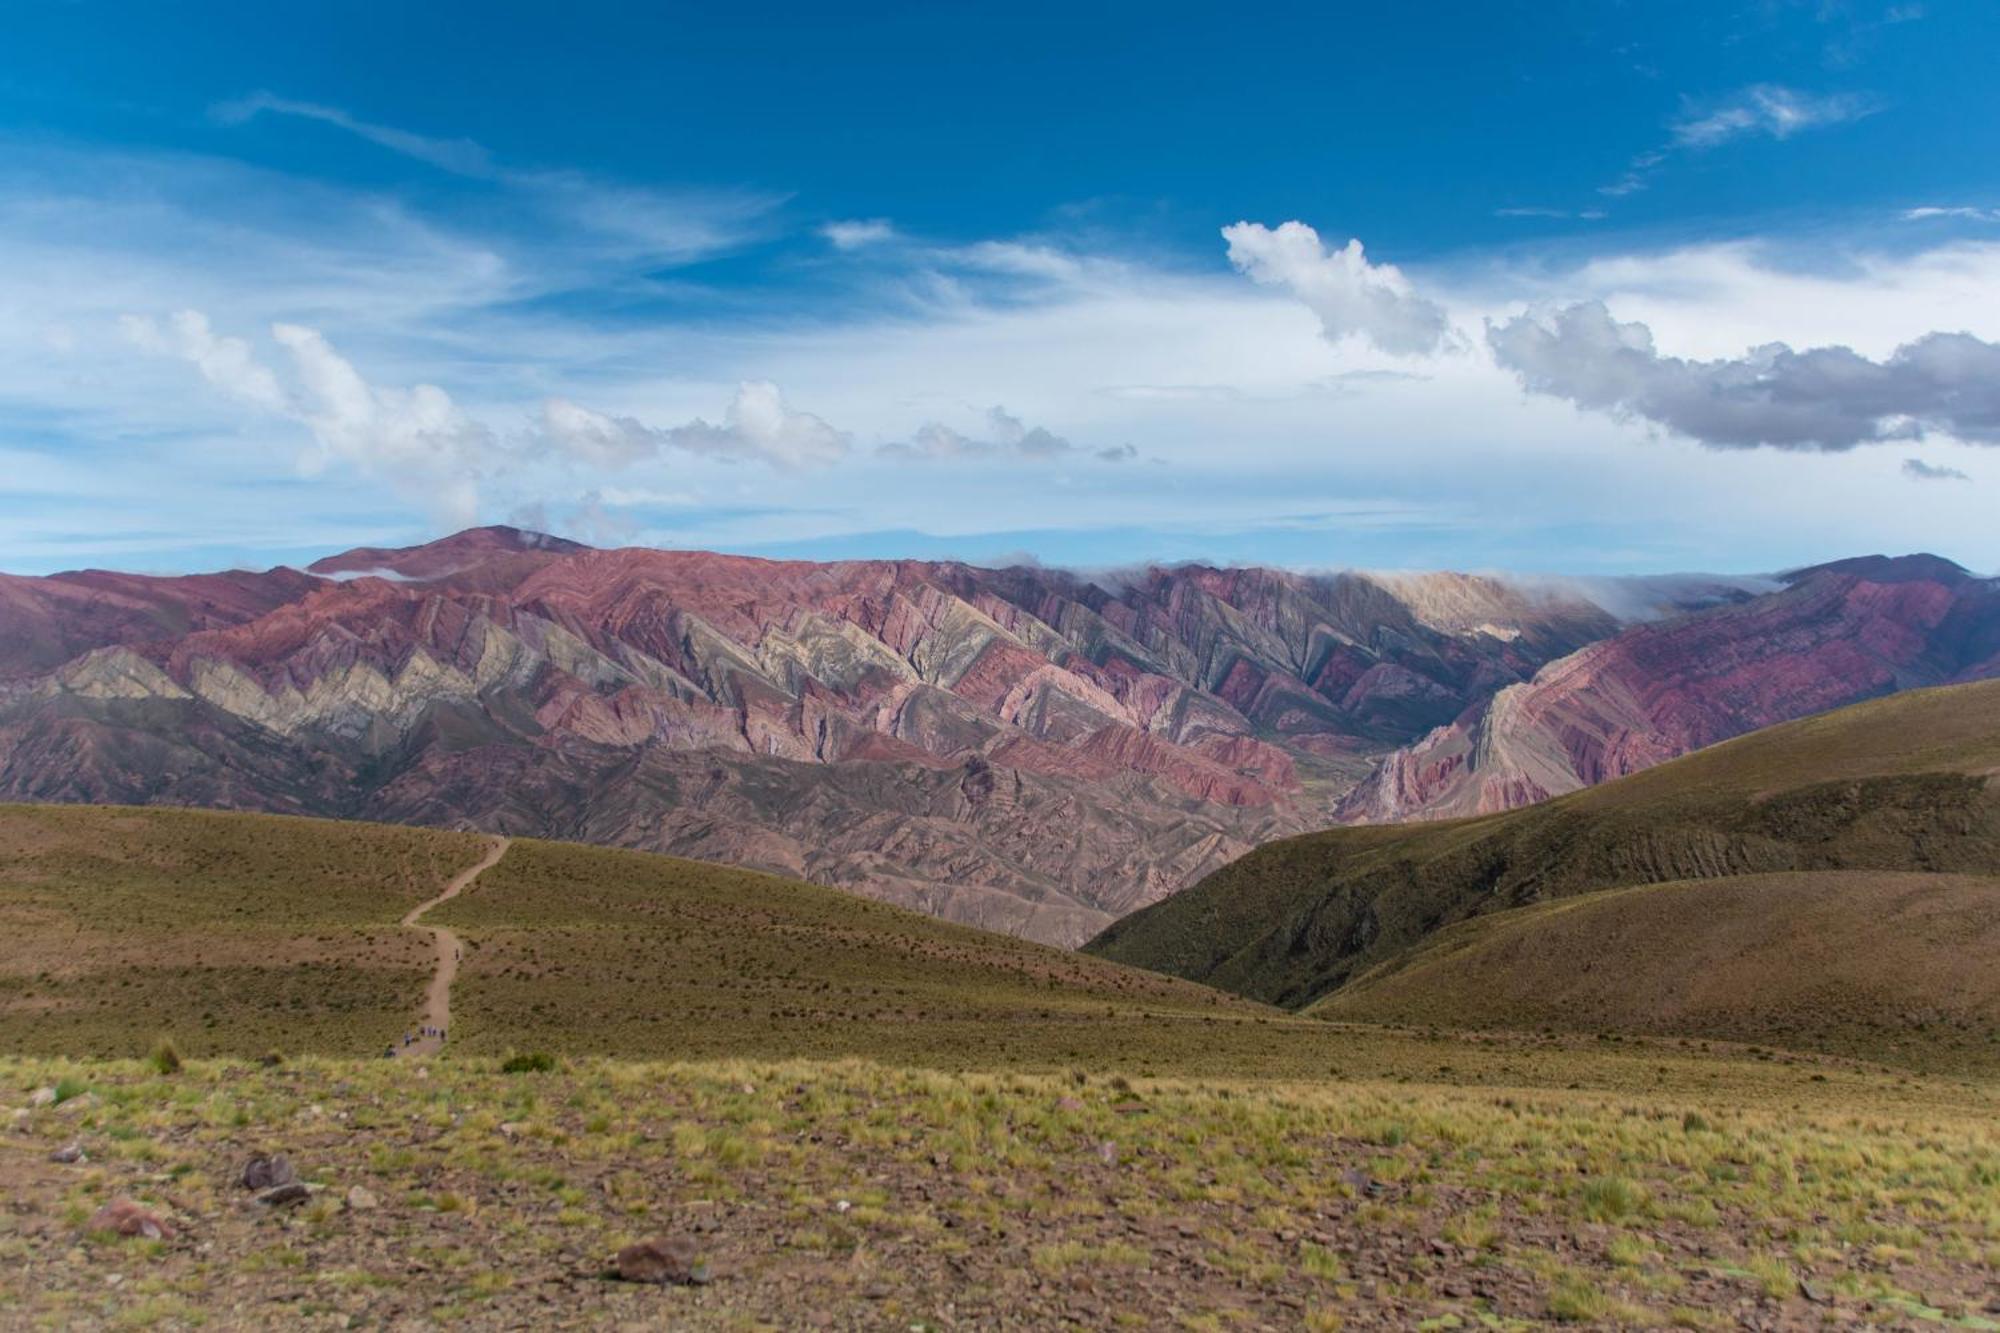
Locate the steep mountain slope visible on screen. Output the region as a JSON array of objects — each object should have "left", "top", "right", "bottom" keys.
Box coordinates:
[
  {"left": 1313, "top": 870, "right": 2000, "bottom": 1071},
  {"left": 1341, "top": 554, "right": 2000, "bottom": 823},
  {"left": 1085, "top": 678, "right": 2000, "bottom": 1013},
  {"left": 0, "top": 528, "right": 1619, "bottom": 944}
]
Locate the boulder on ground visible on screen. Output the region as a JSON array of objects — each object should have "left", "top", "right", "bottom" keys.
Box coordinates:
[
  {"left": 614, "top": 1235, "right": 709, "bottom": 1285},
  {"left": 87, "top": 1199, "right": 173, "bottom": 1240},
  {"left": 240, "top": 1153, "right": 296, "bottom": 1191}
]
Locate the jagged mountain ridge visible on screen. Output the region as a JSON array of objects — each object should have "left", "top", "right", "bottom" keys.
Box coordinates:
[
  {"left": 0, "top": 527, "right": 1624, "bottom": 944},
  {"left": 1339, "top": 554, "right": 2000, "bottom": 824}
]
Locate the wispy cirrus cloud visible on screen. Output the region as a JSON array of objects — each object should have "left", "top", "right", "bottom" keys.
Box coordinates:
[
  {"left": 821, "top": 218, "right": 898, "bottom": 249},
  {"left": 1602, "top": 84, "right": 1882, "bottom": 196},
  {"left": 1494, "top": 206, "right": 1608, "bottom": 221},
  {"left": 1667, "top": 84, "right": 1881, "bottom": 148},
  {"left": 211, "top": 91, "right": 781, "bottom": 267},
  {"left": 1902, "top": 205, "right": 2000, "bottom": 222},
  {"left": 213, "top": 92, "right": 497, "bottom": 176}
]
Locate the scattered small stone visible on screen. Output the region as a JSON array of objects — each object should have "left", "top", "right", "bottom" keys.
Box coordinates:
[
  {"left": 1110, "top": 1099, "right": 1148, "bottom": 1116},
  {"left": 86, "top": 1199, "right": 174, "bottom": 1241},
  {"left": 1095, "top": 1140, "right": 1118, "bottom": 1165},
  {"left": 240, "top": 1153, "right": 297, "bottom": 1191},
  {"left": 1801, "top": 1280, "right": 1832, "bottom": 1305},
  {"left": 50, "top": 1143, "right": 86, "bottom": 1164},
  {"left": 54, "top": 1094, "right": 96, "bottom": 1117},
  {"left": 498, "top": 1121, "right": 524, "bottom": 1138},
  {"left": 614, "top": 1235, "right": 709, "bottom": 1285},
  {"left": 834, "top": 1199, "right": 852, "bottom": 1213},
  {"left": 344, "top": 1186, "right": 379, "bottom": 1212},
  {"left": 28, "top": 1087, "right": 57, "bottom": 1108},
  {"left": 1054, "top": 1096, "right": 1084, "bottom": 1112},
  {"left": 253, "top": 1182, "right": 314, "bottom": 1208}
]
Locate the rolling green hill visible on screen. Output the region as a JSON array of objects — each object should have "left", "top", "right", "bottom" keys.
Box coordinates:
[
  {"left": 0, "top": 801, "right": 1327, "bottom": 1073},
  {"left": 1315, "top": 870, "right": 2000, "bottom": 1070},
  {"left": 1084, "top": 679, "right": 2000, "bottom": 1066},
  {"left": 0, "top": 804, "right": 475, "bottom": 1056}
]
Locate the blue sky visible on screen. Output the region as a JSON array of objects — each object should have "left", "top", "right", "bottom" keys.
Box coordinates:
[{"left": 2, "top": 0, "right": 1997, "bottom": 575}]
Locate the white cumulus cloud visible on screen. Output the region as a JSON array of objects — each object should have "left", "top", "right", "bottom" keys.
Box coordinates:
[
  {"left": 270, "top": 323, "right": 489, "bottom": 523},
  {"left": 541, "top": 382, "right": 850, "bottom": 470},
  {"left": 1221, "top": 221, "right": 1451, "bottom": 357},
  {"left": 879, "top": 406, "right": 1133, "bottom": 464},
  {"left": 661, "top": 381, "right": 851, "bottom": 469},
  {"left": 126, "top": 310, "right": 492, "bottom": 526},
  {"left": 118, "top": 311, "right": 288, "bottom": 413}
]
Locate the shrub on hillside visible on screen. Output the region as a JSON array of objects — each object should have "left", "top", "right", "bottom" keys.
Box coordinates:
[
  {"left": 148, "top": 1038, "right": 183, "bottom": 1076},
  {"left": 500, "top": 1052, "right": 556, "bottom": 1074}
]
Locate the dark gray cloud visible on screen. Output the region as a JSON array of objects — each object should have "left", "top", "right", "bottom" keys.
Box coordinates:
[
  {"left": 1904, "top": 458, "right": 1970, "bottom": 481},
  {"left": 1487, "top": 300, "right": 2000, "bottom": 450}
]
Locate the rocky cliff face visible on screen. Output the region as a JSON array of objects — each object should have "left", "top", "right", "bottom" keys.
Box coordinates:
[
  {"left": 0, "top": 527, "right": 1619, "bottom": 944},
  {"left": 1339, "top": 555, "right": 2000, "bottom": 824}
]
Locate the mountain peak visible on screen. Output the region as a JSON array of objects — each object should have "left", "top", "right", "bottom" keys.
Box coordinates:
[
  {"left": 307, "top": 526, "right": 592, "bottom": 580},
  {"left": 1782, "top": 553, "right": 1971, "bottom": 586}
]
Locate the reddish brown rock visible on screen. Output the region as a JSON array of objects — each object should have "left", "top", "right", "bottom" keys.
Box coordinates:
[{"left": 86, "top": 1199, "right": 174, "bottom": 1240}]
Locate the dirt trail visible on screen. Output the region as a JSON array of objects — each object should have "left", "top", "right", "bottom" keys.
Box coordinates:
[{"left": 393, "top": 836, "right": 509, "bottom": 1057}]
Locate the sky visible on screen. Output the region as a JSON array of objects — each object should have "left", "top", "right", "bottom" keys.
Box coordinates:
[{"left": 2, "top": 0, "right": 1998, "bottom": 577}]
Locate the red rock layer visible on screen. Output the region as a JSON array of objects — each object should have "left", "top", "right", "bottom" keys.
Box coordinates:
[{"left": 1340, "top": 555, "right": 2000, "bottom": 824}]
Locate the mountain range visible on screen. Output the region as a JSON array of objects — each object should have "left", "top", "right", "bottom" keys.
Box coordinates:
[{"left": 2, "top": 527, "right": 1994, "bottom": 945}]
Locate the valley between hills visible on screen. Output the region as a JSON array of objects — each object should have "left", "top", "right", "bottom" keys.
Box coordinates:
[{"left": 2, "top": 536, "right": 1998, "bottom": 1329}]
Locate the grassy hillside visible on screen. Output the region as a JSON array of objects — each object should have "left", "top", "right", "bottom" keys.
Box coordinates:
[
  {"left": 0, "top": 804, "right": 479, "bottom": 1056},
  {"left": 0, "top": 801, "right": 1359, "bottom": 1075},
  {"left": 1085, "top": 680, "right": 2000, "bottom": 1057},
  {"left": 423, "top": 834, "right": 1301, "bottom": 1071},
  {"left": 1317, "top": 870, "right": 2000, "bottom": 1070}
]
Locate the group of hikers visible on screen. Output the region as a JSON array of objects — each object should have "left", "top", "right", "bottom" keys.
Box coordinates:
[{"left": 384, "top": 1024, "right": 446, "bottom": 1058}]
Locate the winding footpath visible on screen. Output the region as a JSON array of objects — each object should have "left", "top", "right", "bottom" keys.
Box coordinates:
[{"left": 394, "top": 836, "right": 510, "bottom": 1057}]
